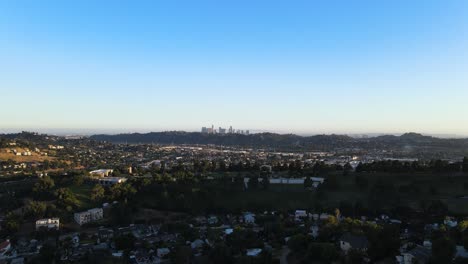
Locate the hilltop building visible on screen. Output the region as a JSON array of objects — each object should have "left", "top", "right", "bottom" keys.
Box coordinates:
[
  {"left": 74, "top": 208, "right": 103, "bottom": 225},
  {"left": 89, "top": 169, "right": 114, "bottom": 177}
]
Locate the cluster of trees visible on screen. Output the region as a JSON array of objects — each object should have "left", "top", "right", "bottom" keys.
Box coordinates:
[
  {"left": 428, "top": 220, "right": 468, "bottom": 263},
  {"left": 0, "top": 138, "right": 9, "bottom": 148},
  {"left": 287, "top": 216, "right": 400, "bottom": 263},
  {"left": 355, "top": 158, "right": 468, "bottom": 173},
  {"left": 288, "top": 233, "right": 340, "bottom": 263}
]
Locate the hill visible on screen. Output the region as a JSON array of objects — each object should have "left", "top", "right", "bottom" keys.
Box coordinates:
[{"left": 90, "top": 131, "right": 468, "bottom": 154}]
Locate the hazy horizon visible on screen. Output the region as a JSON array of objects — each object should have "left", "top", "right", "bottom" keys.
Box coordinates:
[
  {"left": 1, "top": 127, "right": 468, "bottom": 139},
  {"left": 1, "top": 1, "right": 468, "bottom": 135}
]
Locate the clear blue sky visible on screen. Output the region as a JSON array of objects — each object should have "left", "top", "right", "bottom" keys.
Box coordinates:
[{"left": 1, "top": 0, "right": 468, "bottom": 135}]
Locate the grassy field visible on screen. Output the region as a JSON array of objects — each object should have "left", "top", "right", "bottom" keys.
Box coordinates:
[{"left": 69, "top": 183, "right": 98, "bottom": 210}]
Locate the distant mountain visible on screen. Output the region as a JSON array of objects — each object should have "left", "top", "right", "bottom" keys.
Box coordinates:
[{"left": 90, "top": 131, "right": 468, "bottom": 154}]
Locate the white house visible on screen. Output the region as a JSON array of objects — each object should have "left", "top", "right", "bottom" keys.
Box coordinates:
[
  {"left": 295, "top": 210, "right": 308, "bottom": 221},
  {"left": 444, "top": 217, "right": 458, "bottom": 228},
  {"left": 191, "top": 239, "right": 204, "bottom": 250},
  {"left": 311, "top": 177, "right": 325, "bottom": 188},
  {"left": 244, "top": 212, "right": 256, "bottom": 224},
  {"left": 157, "top": 248, "right": 170, "bottom": 258},
  {"left": 310, "top": 225, "right": 319, "bottom": 238},
  {"left": 246, "top": 248, "right": 262, "bottom": 257},
  {"left": 97, "top": 177, "right": 127, "bottom": 186},
  {"left": 74, "top": 208, "right": 103, "bottom": 225},
  {"left": 224, "top": 228, "right": 234, "bottom": 235},
  {"left": 35, "top": 218, "right": 60, "bottom": 230},
  {"left": 89, "top": 169, "right": 114, "bottom": 177}
]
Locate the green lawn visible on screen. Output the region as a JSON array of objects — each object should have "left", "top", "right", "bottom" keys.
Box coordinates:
[{"left": 69, "top": 183, "right": 98, "bottom": 210}]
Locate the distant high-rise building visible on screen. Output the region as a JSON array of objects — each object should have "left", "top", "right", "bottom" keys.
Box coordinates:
[
  {"left": 246, "top": 130, "right": 250, "bottom": 135},
  {"left": 219, "top": 127, "right": 226, "bottom": 134},
  {"left": 201, "top": 127, "right": 208, "bottom": 133},
  {"left": 229, "top": 126, "right": 233, "bottom": 134}
]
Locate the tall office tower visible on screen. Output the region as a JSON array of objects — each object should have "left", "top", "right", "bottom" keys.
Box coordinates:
[{"left": 201, "top": 127, "right": 208, "bottom": 133}]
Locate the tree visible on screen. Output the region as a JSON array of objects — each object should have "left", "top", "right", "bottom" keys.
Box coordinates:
[
  {"left": 90, "top": 184, "right": 105, "bottom": 202},
  {"left": 261, "top": 175, "right": 270, "bottom": 190},
  {"left": 348, "top": 249, "right": 365, "bottom": 264},
  {"left": 425, "top": 200, "right": 448, "bottom": 216},
  {"left": 55, "top": 188, "right": 79, "bottom": 211},
  {"left": 110, "top": 203, "right": 134, "bottom": 226},
  {"left": 463, "top": 229, "right": 468, "bottom": 251},
  {"left": 25, "top": 200, "right": 47, "bottom": 219},
  {"left": 3, "top": 212, "right": 21, "bottom": 233},
  {"left": 462, "top": 156, "right": 468, "bottom": 173},
  {"left": 173, "top": 246, "right": 193, "bottom": 264},
  {"left": 367, "top": 224, "right": 400, "bottom": 261},
  {"left": 233, "top": 175, "right": 245, "bottom": 191},
  {"left": 343, "top": 162, "right": 353, "bottom": 176},
  {"left": 288, "top": 234, "right": 308, "bottom": 253},
  {"left": 323, "top": 174, "right": 339, "bottom": 190},
  {"left": 334, "top": 208, "right": 341, "bottom": 220},
  {"left": 304, "top": 175, "right": 312, "bottom": 189},
  {"left": 209, "top": 243, "right": 233, "bottom": 264},
  {"left": 114, "top": 234, "right": 135, "bottom": 251},
  {"left": 355, "top": 162, "right": 364, "bottom": 173},
  {"left": 431, "top": 236, "right": 456, "bottom": 263},
  {"left": 109, "top": 183, "right": 137, "bottom": 201},
  {"left": 306, "top": 243, "right": 339, "bottom": 263},
  {"left": 355, "top": 175, "right": 368, "bottom": 190},
  {"left": 249, "top": 176, "right": 259, "bottom": 190},
  {"left": 324, "top": 215, "right": 339, "bottom": 227},
  {"left": 33, "top": 176, "right": 55, "bottom": 194},
  {"left": 39, "top": 243, "right": 57, "bottom": 263},
  {"left": 73, "top": 175, "right": 85, "bottom": 186}
]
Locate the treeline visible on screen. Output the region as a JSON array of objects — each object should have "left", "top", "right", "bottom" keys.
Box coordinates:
[
  {"left": 90, "top": 131, "right": 468, "bottom": 153},
  {"left": 355, "top": 158, "right": 468, "bottom": 173}
]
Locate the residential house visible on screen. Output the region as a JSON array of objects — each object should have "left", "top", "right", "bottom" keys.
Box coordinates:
[
  {"left": 399, "top": 245, "right": 431, "bottom": 264},
  {"left": 98, "top": 228, "right": 114, "bottom": 241},
  {"left": 191, "top": 239, "right": 204, "bottom": 250},
  {"left": 339, "top": 233, "right": 369, "bottom": 253},
  {"left": 0, "top": 240, "right": 11, "bottom": 257},
  {"left": 295, "top": 210, "right": 308, "bottom": 221},
  {"left": 244, "top": 212, "right": 256, "bottom": 224},
  {"left": 247, "top": 248, "right": 262, "bottom": 257},
  {"left": 97, "top": 177, "right": 127, "bottom": 186},
  {"left": 157, "top": 248, "right": 170, "bottom": 258},
  {"left": 207, "top": 215, "right": 218, "bottom": 225},
  {"left": 35, "top": 218, "right": 60, "bottom": 230},
  {"left": 89, "top": 169, "right": 114, "bottom": 177}
]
